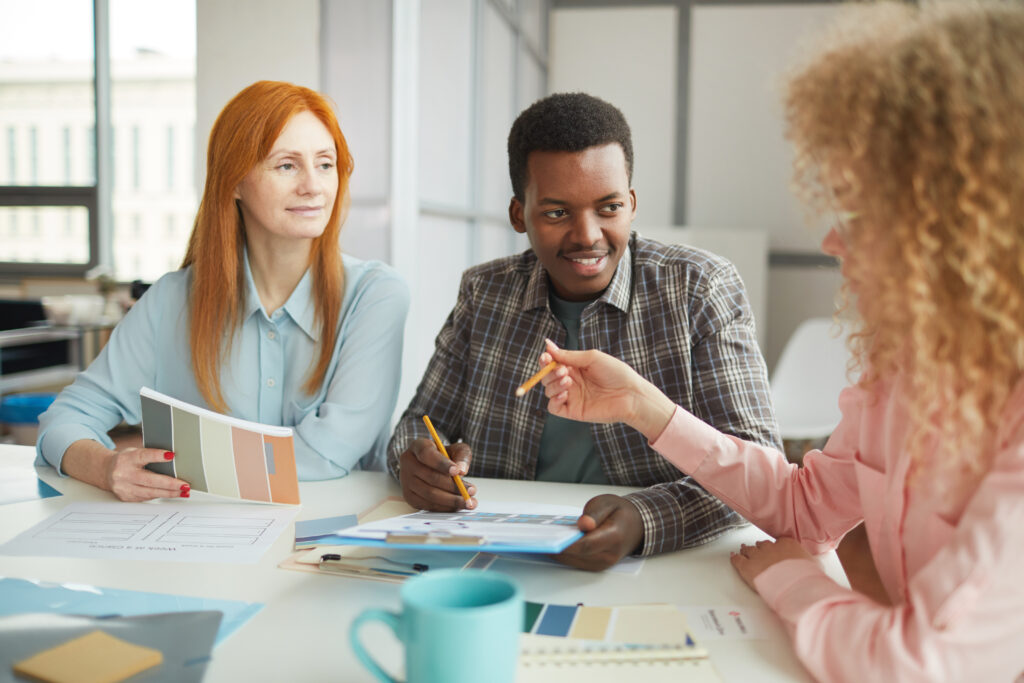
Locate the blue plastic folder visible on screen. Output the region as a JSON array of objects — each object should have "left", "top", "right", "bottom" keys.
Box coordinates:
[
  {"left": 294, "top": 514, "right": 359, "bottom": 547},
  {"left": 0, "top": 577, "right": 261, "bottom": 646}
]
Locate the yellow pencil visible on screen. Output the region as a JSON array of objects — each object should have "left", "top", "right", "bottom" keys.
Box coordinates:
[
  {"left": 421, "top": 415, "right": 471, "bottom": 502},
  {"left": 515, "top": 361, "right": 558, "bottom": 397}
]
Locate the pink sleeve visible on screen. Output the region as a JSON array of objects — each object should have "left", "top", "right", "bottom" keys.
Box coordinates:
[
  {"left": 750, "top": 440, "right": 1024, "bottom": 682},
  {"left": 650, "top": 386, "right": 866, "bottom": 552}
]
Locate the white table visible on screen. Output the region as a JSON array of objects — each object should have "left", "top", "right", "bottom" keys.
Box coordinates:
[{"left": 0, "top": 445, "right": 845, "bottom": 681}]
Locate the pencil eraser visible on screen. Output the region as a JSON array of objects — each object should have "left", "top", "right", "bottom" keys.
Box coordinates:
[
  {"left": 13, "top": 630, "right": 163, "bottom": 683},
  {"left": 515, "top": 388, "right": 526, "bottom": 397}
]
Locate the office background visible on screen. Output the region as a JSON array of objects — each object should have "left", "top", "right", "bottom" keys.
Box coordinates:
[{"left": 0, "top": 0, "right": 844, "bottom": 423}]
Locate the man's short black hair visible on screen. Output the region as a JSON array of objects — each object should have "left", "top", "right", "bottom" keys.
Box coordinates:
[{"left": 507, "top": 92, "right": 634, "bottom": 200}]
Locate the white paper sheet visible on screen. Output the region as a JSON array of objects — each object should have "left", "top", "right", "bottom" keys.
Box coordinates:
[
  {"left": 680, "top": 605, "right": 773, "bottom": 640},
  {"left": 0, "top": 501, "right": 298, "bottom": 564}
]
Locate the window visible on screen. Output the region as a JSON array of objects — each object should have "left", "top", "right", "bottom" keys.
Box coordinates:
[
  {"left": 0, "top": 0, "right": 196, "bottom": 281},
  {"left": 0, "top": 0, "right": 97, "bottom": 276}
]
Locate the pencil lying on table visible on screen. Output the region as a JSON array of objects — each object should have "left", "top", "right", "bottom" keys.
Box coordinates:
[
  {"left": 515, "top": 361, "right": 557, "bottom": 397},
  {"left": 421, "top": 414, "right": 471, "bottom": 502}
]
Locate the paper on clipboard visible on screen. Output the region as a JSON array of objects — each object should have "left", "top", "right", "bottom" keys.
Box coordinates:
[{"left": 334, "top": 501, "right": 583, "bottom": 553}]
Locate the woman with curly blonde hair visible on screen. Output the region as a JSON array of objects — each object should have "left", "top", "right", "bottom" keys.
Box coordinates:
[{"left": 534, "top": 2, "right": 1024, "bottom": 679}]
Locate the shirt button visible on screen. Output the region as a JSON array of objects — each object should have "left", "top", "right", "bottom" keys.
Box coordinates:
[
  {"left": 267, "top": 331, "right": 276, "bottom": 340},
  {"left": 267, "top": 378, "right": 276, "bottom": 388}
]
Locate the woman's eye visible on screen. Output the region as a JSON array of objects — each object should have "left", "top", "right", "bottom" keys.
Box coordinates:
[
  {"left": 319, "top": 162, "right": 335, "bottom": 171},
  {"left": 277, "top": 162, "right": 296, "bottom": 171}
]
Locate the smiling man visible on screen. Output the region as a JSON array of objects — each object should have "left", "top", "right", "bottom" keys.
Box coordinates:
[{"left": 387, "top": 93, "right": 780, "bottom": 571}]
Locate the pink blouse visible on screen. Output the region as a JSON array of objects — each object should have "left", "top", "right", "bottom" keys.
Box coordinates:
[{"left": 651, "top": 380, "right": 1024, "bottom": 682}]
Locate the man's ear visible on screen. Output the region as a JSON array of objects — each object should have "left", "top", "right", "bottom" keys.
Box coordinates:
[
  {"left": 509, "top": 197, "right": 527, "bottom": 234},
  {"left": 629, "top": 188, "right": 638, "bottom": 220}
]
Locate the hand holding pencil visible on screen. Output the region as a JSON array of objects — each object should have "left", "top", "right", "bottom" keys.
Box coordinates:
[
  {"left": 395, "top": 418, "right": 477, "bottom": 511},
  {"left": 530, "top": 339, "right": 677, "bottom": 440}
]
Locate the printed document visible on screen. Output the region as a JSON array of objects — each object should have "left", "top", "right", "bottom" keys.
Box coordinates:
[{"left": 0, "top": 501, "right": 297, "bottom": 564}]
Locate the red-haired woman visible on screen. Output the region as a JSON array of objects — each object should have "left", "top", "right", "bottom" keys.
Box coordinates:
[{"left": 37, "top": 81, "right": 409, "bottom": 501}]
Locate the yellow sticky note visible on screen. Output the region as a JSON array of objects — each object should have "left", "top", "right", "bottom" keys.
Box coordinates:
[{"left": 13, "top": 630, "right": 163, "bottom": 683}]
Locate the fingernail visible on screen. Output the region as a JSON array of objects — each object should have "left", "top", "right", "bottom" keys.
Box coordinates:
[
  {"left": 180, "top": 484, "right": 190, "bottom": 492},
  {"left": 459, "top": 463, "right": 468, "bottom": 475},
  {"left": 180, "top": 490, "right": 190, "bottom": 498},
  {"left": 164, "top": 451, "right": 175, "bottom": 460}
]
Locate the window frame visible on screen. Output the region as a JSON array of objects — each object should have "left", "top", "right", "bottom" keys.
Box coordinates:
[{"left": 0, "top": 0, "right": 109, "bottom": 279}]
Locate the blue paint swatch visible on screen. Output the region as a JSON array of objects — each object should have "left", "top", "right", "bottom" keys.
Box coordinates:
[{"left": 535, "top": 604, "right": 578, "bottom": 636}]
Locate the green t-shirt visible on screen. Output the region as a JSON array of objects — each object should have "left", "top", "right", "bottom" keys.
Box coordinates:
[{"left": 534, "top": 293, "right": 608, "bottom": 484}]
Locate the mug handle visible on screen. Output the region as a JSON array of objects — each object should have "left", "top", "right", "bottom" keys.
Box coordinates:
[{"left": 350, "top": 608, "right": 402, "bottom": 683}]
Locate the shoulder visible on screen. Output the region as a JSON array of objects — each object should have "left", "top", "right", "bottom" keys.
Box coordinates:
[
  {"left": 631, "top": 234, "right": 737, "bottom": 285},
  {"left": 342, "top": 254, "right": 409, "bottom": 300},
  {"left": 131, "top": 267, "right": 190, "bottom": 312},
  {"left": 460, "top": 249, "right": 535, "bottom": 289}
]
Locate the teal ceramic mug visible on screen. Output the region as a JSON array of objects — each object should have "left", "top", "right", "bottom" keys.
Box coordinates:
[{"left": 349, "top": 569, "right": 523, "bottom": 683}]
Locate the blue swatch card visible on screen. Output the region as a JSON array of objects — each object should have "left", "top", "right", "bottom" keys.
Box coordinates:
[{"left": 0, "top": 577, "right": 261, "bottom": 646}]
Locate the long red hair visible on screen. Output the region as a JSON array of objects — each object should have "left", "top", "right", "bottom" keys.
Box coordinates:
[{"left": 182, "top": 81, "right": 354, "bottom": 413}]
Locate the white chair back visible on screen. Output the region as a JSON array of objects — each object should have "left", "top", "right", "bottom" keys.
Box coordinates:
[{"left": 770, "top": 317, "right": 854, "bottom": 441}]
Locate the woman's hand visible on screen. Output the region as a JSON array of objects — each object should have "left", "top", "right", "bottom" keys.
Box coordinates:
[
  {"left": 61, "top": 439, "right": 191, "bottom": 502},
  {"left": 538, "top": 339, "right": 677, "bottom": 440},
  {"left": 730, "top": 537, "right": 813, "bottom": 590}
]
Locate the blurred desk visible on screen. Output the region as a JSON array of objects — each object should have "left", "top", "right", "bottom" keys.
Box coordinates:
[
  {"left": 0, "top": 324, "right": 113, "bottom": 394},
  {"left": 0, "top": 445, "right": 845, "bottom": 681}
]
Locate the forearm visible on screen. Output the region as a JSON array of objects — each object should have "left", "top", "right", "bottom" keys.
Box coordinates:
[{"left": 59, "top": 439, "right": 115, "bottom": 491}]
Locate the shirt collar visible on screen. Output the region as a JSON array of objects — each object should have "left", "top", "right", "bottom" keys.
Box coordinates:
[
  {"left": 241, "top": 247, "right": 319, "bottom": 341},
  {"left": 520, "top": 235, "right": 633, "bottom": 314}
]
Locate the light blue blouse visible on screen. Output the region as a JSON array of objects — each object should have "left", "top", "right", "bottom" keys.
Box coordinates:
[{"left": 37, "top": 253, "right": 410, "bottom": 480}]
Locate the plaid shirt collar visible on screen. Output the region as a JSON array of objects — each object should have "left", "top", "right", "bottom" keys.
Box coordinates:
[{"left": 519, "top": 235, "right": 634, "bottom": 314}]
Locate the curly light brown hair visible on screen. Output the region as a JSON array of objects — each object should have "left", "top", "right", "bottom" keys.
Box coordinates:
[{"left": 784, "top": 1, "right": 1024, "bottom": 487}]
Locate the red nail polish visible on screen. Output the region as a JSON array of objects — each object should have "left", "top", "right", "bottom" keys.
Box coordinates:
[
  {"left": 164, "top": 451, "right": 174, "bottom": 460},
  {"left": 180, "top": 490, "right": 190, "bottom": 498},
  {"left": 180, "top": 484, "right": 190, "bottom": 492}
]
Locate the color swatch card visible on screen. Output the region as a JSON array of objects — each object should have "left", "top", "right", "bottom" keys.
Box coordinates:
[
  {"left": 523, "top": 602, "right": 697, "bottom": 646},
  {"left": 140, "top": 387, "right": 299, "bottom": 505},
  {"left": 519, "top": 603, "right": 722, "bottom": 682}
]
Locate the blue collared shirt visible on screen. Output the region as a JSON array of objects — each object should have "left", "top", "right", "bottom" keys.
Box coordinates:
[{"left": 37, "top": 253, "right": 409, "bottom": 480}]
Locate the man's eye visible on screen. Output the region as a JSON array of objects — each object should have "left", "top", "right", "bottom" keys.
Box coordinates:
[
  {"left": 601, "top": 203, "right": 623, "bottom": 213},
  {"left": 543, "top": 209, "right": 567, "bottom": 219}
]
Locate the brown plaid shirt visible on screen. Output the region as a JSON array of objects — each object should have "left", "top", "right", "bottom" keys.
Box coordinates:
[{"left": 387, "top": 232, "right": 781, "bottom": 555}]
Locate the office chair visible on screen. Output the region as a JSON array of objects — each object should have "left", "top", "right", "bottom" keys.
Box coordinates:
[{"left": 770, "top": 318, "right": 854, "bottom": 459}]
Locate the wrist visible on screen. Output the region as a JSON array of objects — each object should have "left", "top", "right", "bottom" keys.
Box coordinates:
[
  {"left": 62, "top": 440, "right": 116, "bottom": 491},
  {"left": 627, "top": 378, "right": 676, "bottom": 440}
]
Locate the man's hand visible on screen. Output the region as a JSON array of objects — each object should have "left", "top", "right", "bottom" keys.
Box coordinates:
[
  {"left": 556, "top": 494, "right": 644, "bottom": 571},
  {"left": 398, "top": 438, "right": 477, "bottom": 511},
  {"left": 730, "top": 537, "right": 813, "bottom": 590}
]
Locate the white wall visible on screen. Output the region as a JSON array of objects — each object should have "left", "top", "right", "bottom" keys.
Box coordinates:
[
  {"left": 549, "top": 6, "right": 678, "bottom": 228},
  {"left": 549, "top": 2, "right": 845, "bottom": 370},
  {"left": 686, "top": 3, "right": 838, "bottom": 252},
  {"left": 194, "top": 0, "right": 320, "bottom": 191}
]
